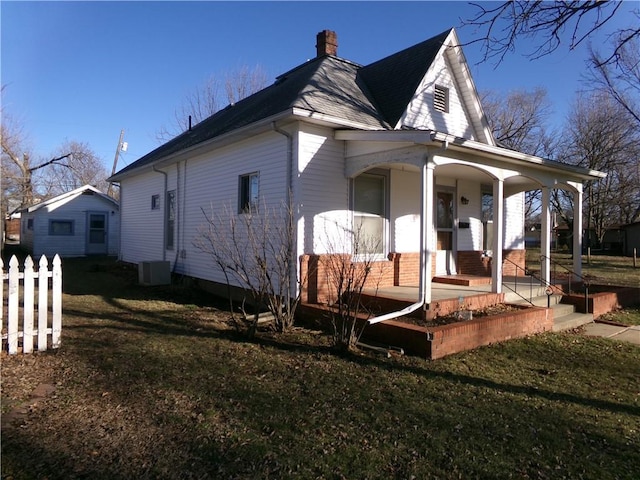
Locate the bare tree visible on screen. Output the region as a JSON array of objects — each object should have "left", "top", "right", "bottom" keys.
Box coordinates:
[
  {"left": 588, "top": 35, "right": 640, "bottom": 126},
  {"left": 552, "top": 91, "right": 640, "bottom": 247},
  {"left": 1, "top": 109, "right": 35, "bottom": 210},
  {"left": 482, "top": 87, "right": 557, "bottom": 222},
  {"left": 42, "top": 140, "right": 110, "bottom": 196},
  {"left": 195, "top": 197, "right": 301, "bottom": 337},
  {"left": 464, "top": 1, "right": 637, "bottom": 64},
  {"left": 157, "top": 65, "right": 269, "bottom": 142}
]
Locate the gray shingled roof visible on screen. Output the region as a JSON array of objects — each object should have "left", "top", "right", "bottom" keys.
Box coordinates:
[
  {"left": 359, "top": 29, "right": 451, "bottom": 127},
  {"left": 112, "top": 30, "right": 451, "bottom": 178}
]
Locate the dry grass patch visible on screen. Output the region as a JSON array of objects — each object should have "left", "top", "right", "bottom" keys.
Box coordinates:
[{"left": 2, "top": 256, "right": 639, "bottom": 479}]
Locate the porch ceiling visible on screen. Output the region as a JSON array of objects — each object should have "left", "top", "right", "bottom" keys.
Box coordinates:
[{"left": 435, "top": 163, "right": 492, "bottom": 182}]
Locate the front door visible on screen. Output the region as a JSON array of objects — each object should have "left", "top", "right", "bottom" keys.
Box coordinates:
[
  {"left": 86, "top": 212, "right": 108, "bottom": 255},
  {"left": 435, "top": 190, "right": 456, "bottom": 275}
]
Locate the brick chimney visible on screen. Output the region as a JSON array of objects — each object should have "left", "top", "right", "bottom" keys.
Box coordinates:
[{"left": 316, "top": 30, "right": 338, "bottom": 57}]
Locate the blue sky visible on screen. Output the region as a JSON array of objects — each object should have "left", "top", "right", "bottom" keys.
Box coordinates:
[{"left": 1, "top": 1, "right": 633, "bottom": 174}]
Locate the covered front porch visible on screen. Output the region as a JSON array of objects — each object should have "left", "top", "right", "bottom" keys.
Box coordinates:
[{"left": 327, "top": 129, "right": 604, "bottom": 326}]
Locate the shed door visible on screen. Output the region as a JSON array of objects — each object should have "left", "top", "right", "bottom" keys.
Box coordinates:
[{"left": 86, "top": 212, "right": 108, "bottom": 255}]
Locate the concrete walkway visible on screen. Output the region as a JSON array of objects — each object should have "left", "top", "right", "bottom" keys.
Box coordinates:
[{"left": 582, "top": 323, "right": 640, "bottom": 346}]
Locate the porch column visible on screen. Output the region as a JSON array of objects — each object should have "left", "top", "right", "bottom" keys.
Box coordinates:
[
  {"left": 422, "top": 161, "right": 435, "bottom": 305},
  {"left": 491, "top": 178, "right": 504, "bottom": 293},
  {"left": 572, "top": 186, "right": 583, "bottom": 279},
  {"left": 540, "top": 186, "right": 552, "bottom": 284}
]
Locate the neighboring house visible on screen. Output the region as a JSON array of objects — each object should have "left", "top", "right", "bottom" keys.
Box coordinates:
[
  {"left": 20, "top": 185, "right": 119, "bottom": 258},
  {"left": 110, "top": 29, "right": 605, "bottom": 310},
  {"left": 4, "top": 211, "right": 21, "bottom": 242},
  {"left": 622, "top": 222, "right": 640, "bottom": 257}
]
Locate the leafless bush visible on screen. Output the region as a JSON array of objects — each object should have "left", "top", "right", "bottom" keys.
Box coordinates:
[
  {"left": 321, "top": 223, "right": 384, "bottom": 351},
  {"left": 195, "top": 198, "right": 301, "bottom": 337}
]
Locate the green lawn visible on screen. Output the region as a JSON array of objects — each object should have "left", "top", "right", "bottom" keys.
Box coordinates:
[{"left": 2, "top": 256, "right": 639, "bottom": 479}]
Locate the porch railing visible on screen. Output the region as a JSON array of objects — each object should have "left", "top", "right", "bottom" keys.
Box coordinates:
[
  {"left": 540, "top": 254, "right": 590, "bottom": 313},
  {"left": 501, "top": 255, "right": 590, "bottom": 313},
  {"left": 502, "top": 257, "right": 562, "bottom": 307}
]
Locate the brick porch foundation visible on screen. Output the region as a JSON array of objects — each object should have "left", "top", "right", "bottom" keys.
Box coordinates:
[{"left": 300, "top": 249, "right": 526, "bottom": 304}]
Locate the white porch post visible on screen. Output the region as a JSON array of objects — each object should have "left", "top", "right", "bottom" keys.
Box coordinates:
[
  {"left": 540, "top": 186, "right": 552, "bottom": 284},
  {"left": 572, "top": 186, "right": 583, "bottom": 279},
  {"left": 422, "top": 161, "right": 435, "bottom": 305},
  {"left": 491, "top": 178, "right": 504, "bottom": 293}
]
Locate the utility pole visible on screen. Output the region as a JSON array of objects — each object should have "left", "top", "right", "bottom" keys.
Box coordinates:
[{"left": 107, "top": 129, "right": 126, "bottom": 197}]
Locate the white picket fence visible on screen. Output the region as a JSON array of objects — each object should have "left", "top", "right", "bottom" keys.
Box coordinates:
[{"left": 1, "top": 254, "right": 62, "bottom": 354}]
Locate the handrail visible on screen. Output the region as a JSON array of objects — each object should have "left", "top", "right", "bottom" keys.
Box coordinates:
[
  {"left": 540, "top": 254, "right": 590, "bottom": 294},
  {"left": 539, "top": 253, "right": 590, "bottom": 314},
  {"left": 503, "top": 257, "right": 562, "bottom": 307}
]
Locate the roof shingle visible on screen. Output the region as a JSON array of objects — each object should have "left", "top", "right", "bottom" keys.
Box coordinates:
[{"left": 112, "top": 30, "right": 451, "bottom": 178}]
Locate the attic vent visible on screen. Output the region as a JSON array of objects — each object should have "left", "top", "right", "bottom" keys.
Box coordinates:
[{"left": 434, "top": 84, "right": 449, "bottom": 113}]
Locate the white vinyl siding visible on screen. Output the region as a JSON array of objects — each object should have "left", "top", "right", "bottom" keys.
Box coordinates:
[
  {"left": 455, "top": 180, "right": 524, "bottom": 252},
  {"left": 504, "top": 192, "right": 525, "bottom": 250},
  {"left": 456, "top": 179, "right": 483, "bottom": 252},
  {"left": 297, "top": 124, "right": 350, "bottom": 255},
  {"left": 390, "top": 169, "right": 420, "bottom": 252},
  {"left": 399, "top": 52, "right": 475, "bottom": 139},
  {"left": 174, "top": 132, "right": 288, "bottom": 285},
  {"left": 120, "top": 171, "right": 166, "bottom": 264}
]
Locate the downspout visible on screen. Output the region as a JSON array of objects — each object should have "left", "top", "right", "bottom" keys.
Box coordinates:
[
  {"left": 272, "top": 122, "right": 297, "bottom": 297},
  {"left": 367, "top": 139, "right": 448, "bottom": 325},
  {"left": 153, "top": 165, "right": 168, "bottom": 261},
  {"left": 172, "top": 162, "right": 181, "bottom": 272}
]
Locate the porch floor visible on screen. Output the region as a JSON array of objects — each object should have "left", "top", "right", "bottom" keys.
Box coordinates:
[{"left": 365, "top": 275, "right": 551, "bottom": 304}]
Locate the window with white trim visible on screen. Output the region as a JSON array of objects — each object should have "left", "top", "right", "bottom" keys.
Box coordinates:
[
  {"left": 165, "top": 190, "right": 175, "bottom": 250},
  {"left": 352, "top": 171, "right": 388, "bottom": 256},
  {"left": 239, "top": 172, "right": 259, "bottom": 213},
  {"left": 49, "top": 220, "right": 74, "bottom": 236},
  {"left": 151, "top": 194, "right": 160, "bottom": 210}
]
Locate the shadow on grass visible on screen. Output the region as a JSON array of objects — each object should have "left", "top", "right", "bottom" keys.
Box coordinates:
[{"left": 53, "top": 258, "right": 640, "bottom": 420}]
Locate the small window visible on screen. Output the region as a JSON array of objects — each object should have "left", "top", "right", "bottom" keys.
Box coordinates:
[
  {"left": 27, "top": 219, "right": 34, "bottom": 230},
  {"left": 166, "top": 190, "right": 175, "bottom": 250},
  {"left": 239, "top": 172, "right": 259, "bottom": 213},
  {"left": 49, "top": 220, "right": 74, "bottom": 236},
  {"left": 151, "top": 194, "right": 160, "bottom": 210},
  {"left": 434, "top": 84, "right": 449, "bottom": 113}
]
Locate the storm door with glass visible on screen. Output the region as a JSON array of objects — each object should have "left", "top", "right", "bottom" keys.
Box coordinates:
[
  {"left": 86, "top": 212, "right": 108, "bottom": 255},
  {"left": 435, "top": 190, "right": 456, "bottom": 274}
]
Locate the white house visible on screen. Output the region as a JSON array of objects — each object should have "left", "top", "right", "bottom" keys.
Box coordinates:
[
  {"left": 110, "top": 29, "right": 605, "bottom": 315},
  {"left": 20, "top": 185, "right": 119, "bottom": 258}
]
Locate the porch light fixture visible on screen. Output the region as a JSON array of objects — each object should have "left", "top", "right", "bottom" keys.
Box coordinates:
[{"left": 460, "top": 196, "right": 469, "bottom": 205}]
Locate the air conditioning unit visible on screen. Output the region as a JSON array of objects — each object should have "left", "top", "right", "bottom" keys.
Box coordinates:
[{"left": 138, "top": 261, "right": 171, "bottom": 286}]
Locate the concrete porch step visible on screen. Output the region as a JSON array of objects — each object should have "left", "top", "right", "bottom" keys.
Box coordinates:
[
  {"left": 512, "top": 294, "right": 564, "bottom": 308},
  {"left": 432, "top": 275, "right": 491, "bottom": 286},
  {"left": 552, "top": 311, "right": 594, "bottom": 332},
  {"left": 504, "top": 288, "right": 558, "bottom": 303},
  {"left": 512, "top": 294, "right": 594, "bottom": 332}
]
